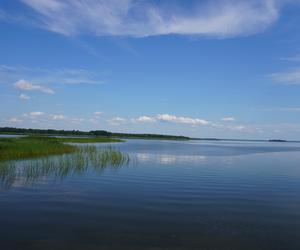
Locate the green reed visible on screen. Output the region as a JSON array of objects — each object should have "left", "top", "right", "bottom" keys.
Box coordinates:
[
  {"left": 0, "top": 136, "right": 77, "bottom": 161},
  {"left": 0, "top": 145, "right": 130, "bottom": 188},
  {"left": 0, "top": 136, "right": 123, "bottom": 162}
]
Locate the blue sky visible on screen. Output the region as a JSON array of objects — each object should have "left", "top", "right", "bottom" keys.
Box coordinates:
[{"left": 1, "top": 0, "right": 300, "bottom": 139}]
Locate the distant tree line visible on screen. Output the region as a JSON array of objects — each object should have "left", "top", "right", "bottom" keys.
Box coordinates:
[
  {"left": 0, "top": 127, "right": 190, "bottom": 140},
  {"left": 0, "top": 127, "right": 90, "bottom": 136}
]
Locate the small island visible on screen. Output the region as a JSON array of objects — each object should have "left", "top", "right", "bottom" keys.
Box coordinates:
[{"left": 268, "top": 139, "right": 287, "bottom": 142}]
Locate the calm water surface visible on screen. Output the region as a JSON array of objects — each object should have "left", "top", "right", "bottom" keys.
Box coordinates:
[
  {"left": 0, "top": 134, "right": 24, "bottom": 138},
  {"left": 1, "top": 139, "right": 300, "bottom": 250}
]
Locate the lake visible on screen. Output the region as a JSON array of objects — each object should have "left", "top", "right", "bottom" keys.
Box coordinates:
[{"left": 1, "top": 139, "right": 300, "bottom": 250}]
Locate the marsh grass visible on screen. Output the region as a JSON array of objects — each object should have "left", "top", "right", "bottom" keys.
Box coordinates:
[
  {"left": 0, "top": 136, "right": 123, "bottom": 161},
  {"left": 0, "top": 137, "right": 76, "bottom": 161},
  {"left": 0, "top": 161, "right": 16, "bottom": 188},
  {"left": 0, "top": 145, "right": 130, "bottom": 188}
]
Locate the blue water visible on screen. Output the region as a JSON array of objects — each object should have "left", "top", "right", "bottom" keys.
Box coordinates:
[{"left": 1, "top": 139, "right": 300, "bottom": 249}]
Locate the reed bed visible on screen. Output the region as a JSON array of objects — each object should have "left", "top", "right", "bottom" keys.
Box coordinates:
[
  {"left": 0, "top": 136, "right": 124, "bottom": 161},
  {"left": 0, "top": 137, "right": 77, "bottom": 161},
  {"left": 0, "top": 145, "right": 130, "bottom": 188}
]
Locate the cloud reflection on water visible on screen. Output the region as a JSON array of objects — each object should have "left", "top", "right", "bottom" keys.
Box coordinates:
[{"left": 135, "top": 153, "right": 207, "bottom": 165}]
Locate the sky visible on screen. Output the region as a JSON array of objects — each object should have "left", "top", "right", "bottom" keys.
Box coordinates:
[{"left": 1, "top": 0, "right": 300, "bottom": 140}]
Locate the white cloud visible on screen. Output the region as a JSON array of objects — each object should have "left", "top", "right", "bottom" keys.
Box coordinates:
[
  {"left": 270, "top": 68, "right": 300, "bottom": 84},
  {"left": 89, "top": 118, "right": 99, "bottom": 124},
  {"left": 94, "top": 111, "right": 102, "bottom": 118},
  {"left": 23, "top": 111, "right": 45, "bottom": 119},
  {"left": 131, "top": 114, "right": 210, "bottom": 126},
  {"left": 50, "top": 114, "right": 65, "bottom": 120},
  {"left": 225, "top": 124, "right": 264, "bottom": 134},
  {"left": 134, "top": 116, "right": 157, "bottom": 123},
  {"left": 2, "top": 112, "right": 88, "bottom": 129},
  {"left": 221, "top": 117, "right": 235, "bottom": 121},
  {"left": 108, "top": 117, "right": 126, "bottom": 126},
  {"left": 70, "top": 118, "right": 85, "bottom": 124},
  {"left": 157, "top": 114, "right": 210, "bottom": 126},
  {"left": 14, "top": 79, "right": 54, "bottom": 94},
  {"left": 7, "top": 117, "right": 23, "bottom": 123},
  {"left": 29, "top": 111, "right": 44, "bottom": 117},
  {"left": 229, "top": 125, "right": 246, "bottom": 131},
  {"left": 18, "top": 0, "right": 285, "bottom": 38},
  {"left": 19, "top": 93, "right": 31, "bottom": 100},
  {"left": 49, "top": 114, "right": 85, "bottom": 124}
]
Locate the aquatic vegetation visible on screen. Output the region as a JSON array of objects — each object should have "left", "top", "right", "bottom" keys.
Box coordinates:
[
  {"left": 0, "top": 161, "right": 16, "bottom": 188},
  {"left": 0, "top": 145, "right": 130, "bottom": 188},
  {"left": 0, "top": 137, "right": 76, "bottom": 161},
  {"left": 0, "top": 136, "right": 123, "bottom": 161}
]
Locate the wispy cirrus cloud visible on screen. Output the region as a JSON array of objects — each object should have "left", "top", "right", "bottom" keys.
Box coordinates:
[
  {"left": 26, "top": 111, "right": 45, "bottom": 117},
  {"left": 15, "top": 79, "right": 54, "bottom": 94},
  {"left": 260, "top": 107, "right": 300, "bottom": 112},
  {"left": 270, "top": 68, "right": 300, "bottom": 85},
  {"left": 281, "top": 54, "right": 300, "bottom": 62},
  {"left": 221, "top": 117, "right": 235, "bottom": 122},
  {"left": 13, "top": 112, "right": 85, "bottom": 127},
  {"left": 0, "top": 65, "right": 105, "bottom": 87},
  {"left": 0, "top": 9, "right": 5, "bottom": 19},
  {"left": 3, "top": 0, "right": 291, "bottom": 38}
]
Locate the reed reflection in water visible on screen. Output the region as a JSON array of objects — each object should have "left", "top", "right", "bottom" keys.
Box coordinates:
[{"left": 0, "top": 145, "right": 130, "bottom": 188}]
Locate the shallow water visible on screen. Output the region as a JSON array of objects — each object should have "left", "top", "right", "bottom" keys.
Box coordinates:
[{"left": 0, "top": 139, "right": 300, "bottom": 250}]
